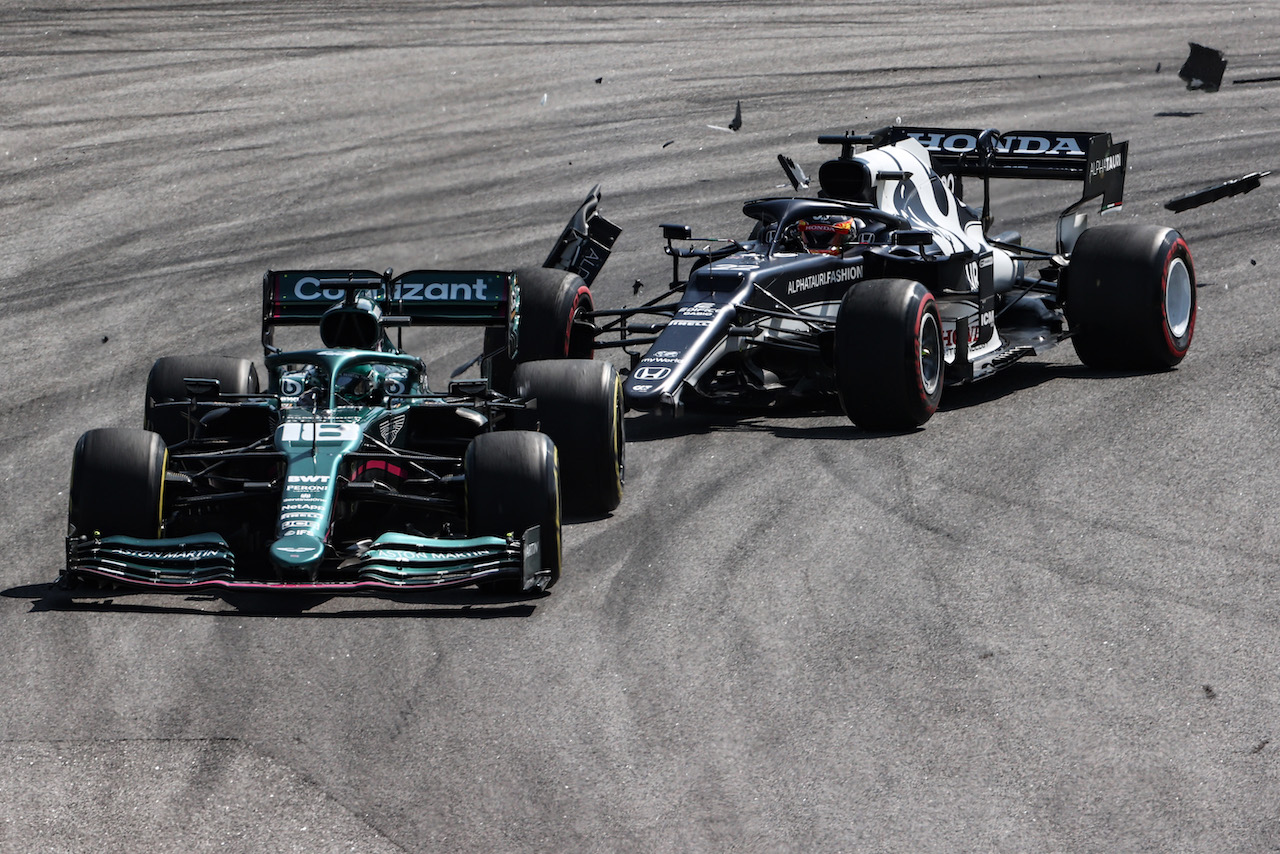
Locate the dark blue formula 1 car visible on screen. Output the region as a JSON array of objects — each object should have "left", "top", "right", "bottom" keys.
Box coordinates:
[{"left": 585, "top": 126, "right": 1195, "bottom": 430}]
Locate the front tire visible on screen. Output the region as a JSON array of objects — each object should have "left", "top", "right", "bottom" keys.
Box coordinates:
[
  {"left": 68, "top": 428, "right": 167, "bottom": 539},
  {"left": 465, "top": 431, "right": 562, "bottom": 592},
  {"left": 512, "top": 359, "right": 625, "bottom": 517},
  {"left": 835, "top": 278, "right": 943, "bottom": 431},
  {"left": 1065, "top": 225, "right": 1196, "bottom": 370}
]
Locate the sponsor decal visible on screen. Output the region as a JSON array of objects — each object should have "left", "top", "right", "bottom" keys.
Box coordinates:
[
  {"left": 287, "top": 474, "right": 331, "bottom": 484},
  {"left": 112, "top": 547, "right": 225, "bottom": 561},
  {"left": 906, "top": 132, "right": 1087, "bottom": 157},
  {"left": 279, "top": 512, "right": 325, "bottom": 521},
  {"left": 632, "top": 366, "right": 671, "bottom": 381},
  {"left": 276, "top": 546, "right": 317, "bottom": 555},
  {"left": 942, "top": 310, "right": 994, "bottom": 348},
  {"left": 289, "top": 277, "right": 501, "bottom": 303},
  {"left": 1090, "top": 152, "right": 1123, "bottom": 179},
  {"left": 631, "top": 384, "right": 653, "bottom": 392},
  {"left": 668, "top": 319, "right": 712, "bottom": 327},
  {"left": 678, "top": 302, "right": 717, "bottom": 317},
  {"left": 371, "top": 549, "right": 495, "bottom": 563},
  {"left": 786, "top": 265, "right": 863, "bottom": 295},
  {"left": 963, "top": 262, "right": 979, "bottom": 291},
  {"left": 279, "top": 377, "right": 305, "bottom": 397}
]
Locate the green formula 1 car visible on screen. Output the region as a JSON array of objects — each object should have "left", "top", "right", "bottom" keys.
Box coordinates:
[{"left": 63, "top": 190, "right": 625, "bottom": 595}]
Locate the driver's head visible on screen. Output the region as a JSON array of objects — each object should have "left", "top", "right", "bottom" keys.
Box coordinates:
[
  {"left": 335, "top": 364, "right": 383, "bottom": 405},
  {"left": 797, "top": 216, "right": 857, "bottom": 255}
]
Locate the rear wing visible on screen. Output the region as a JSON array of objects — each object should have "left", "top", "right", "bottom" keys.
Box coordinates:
[
  {"left": 262, "top": 268, "right": 511, "bottom": 349},
  {"left": 888, "top": 127, "right": 1127, "bottom": 212},
  {"left": 820, "top": 126, "right": 1127, "bottom": 213}
]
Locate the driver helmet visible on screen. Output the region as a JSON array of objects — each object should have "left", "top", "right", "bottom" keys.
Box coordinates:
[
  {"left": 335, "top": 364, "right": 384, "bottom": 405},
  {"left": 797, "top": 215, "right": 857, "bottom": 255}
]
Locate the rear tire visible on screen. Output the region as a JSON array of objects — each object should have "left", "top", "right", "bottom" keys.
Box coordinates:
[
  {"left": 68, "top": 428, "right": 167, "bottom": 539},
  {"left": 484, "top": 266, "right": 595, "bottom": 392},
  {"left": 835, "top": 278, "right": 943, "bottom": 431},
  {"left": 465, "top": 431, "right": 562, "bottom": 592},
  {"left": 512, "top": 359, "right": 625, "bottom": 516},
  {"left": 145, "top": 355, "right": 260, "bottom": 445},
  {"left": 1065, "top": 225, "right": 1196, "bottom": 370}
]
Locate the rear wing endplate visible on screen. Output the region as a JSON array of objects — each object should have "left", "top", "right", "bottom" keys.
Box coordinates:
[
  {"left": 543, "top": 184, "right": 622, "bottom": 287},
  {"left": 885, "top": 126, "right": 1127, "bottom": 212}
]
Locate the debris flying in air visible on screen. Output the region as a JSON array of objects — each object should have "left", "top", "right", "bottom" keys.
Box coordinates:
[
  {"left": 708, "top": 100, "right": 742, "bottom": 133},
  {"left": 1164, "top": 171, "right": 1271, "bottom": 212},
  {"left": 1178, "top": 43, "right": 1226, "bottom": 92}
]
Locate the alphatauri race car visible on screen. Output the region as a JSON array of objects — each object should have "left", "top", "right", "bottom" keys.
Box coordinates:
[
  {"left": 64, "top": 192, "right": 625, "bottom": 595},
  {"left": 587, "top": 125, "right": 1195, "bottom": 430}
]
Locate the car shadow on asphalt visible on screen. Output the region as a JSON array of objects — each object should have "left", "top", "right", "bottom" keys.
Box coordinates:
[
  {"left": 2, "top": 581, "right": 542, "bottom": 618},
  {"left": 621, "top": 359, "right": 1171, "bottom": 441}
]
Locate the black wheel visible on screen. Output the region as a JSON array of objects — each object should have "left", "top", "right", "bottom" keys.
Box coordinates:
[
  {"left": 834, "top": 278, "right": 943, "bottom": 431},
  {"left": 484, "top": 266, "right": 595, "bottom": 391},
  {"left": 465, "top": 431, "right": 562, "bottom": 592},
  {"left": 1065, "top": 224, "right": 1196, "bottom": 370},
  {"left": 68, "top": 428, "right": 167, "bottom": 539},
  {"left": 512, "top": 359, "right": 625, "bottom": 516},
  {"left": 145, "top": 355, "right": 260, "bottom": 445}
]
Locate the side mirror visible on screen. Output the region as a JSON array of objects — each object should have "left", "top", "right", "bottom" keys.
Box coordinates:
[{"left": 661, "top": 223, "right": 692, "bottom": 241}]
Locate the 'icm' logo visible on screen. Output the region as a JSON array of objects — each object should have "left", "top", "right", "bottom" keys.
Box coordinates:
[{"left": 633, "top": 366, "right": 671, "bottom": 381}]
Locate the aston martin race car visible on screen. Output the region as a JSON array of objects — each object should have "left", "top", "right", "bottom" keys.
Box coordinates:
[
  {"left": 63, "top": 193, "right": 626, "bottom": 595},
  {"left": 588, "top": 125, "right": 1196, "bottom": 429}
]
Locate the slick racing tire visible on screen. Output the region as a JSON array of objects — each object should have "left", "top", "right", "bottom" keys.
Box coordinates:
[
  {"left": 511, "top": 359, "right": 625, "bottom": 517},
  {"left": 834, "top": 278, "right": 943, "bottom": 431},
  {"left": 145, "top": 355, "right": 260, "bottom": 445},
  {"left": 465, "top": 431, "right": 562, "bottom": 592},
  {"left": 1065, "top": 225, "right": 1196, "bottom": 370},
  {"left": 68, "top": 428, "right": 167, "bottom": 539},
  {"left": 484, "top": 266, "right": 595, "bottom": 392}
]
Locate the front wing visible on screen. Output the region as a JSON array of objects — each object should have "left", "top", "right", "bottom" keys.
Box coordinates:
[{"left": 64, "top": 528, "right": 547, "bottom": 594}]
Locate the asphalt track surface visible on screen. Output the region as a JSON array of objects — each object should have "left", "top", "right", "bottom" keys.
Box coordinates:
[{"left": 3, "top": 2, "right": 1280, "bottom": 852}]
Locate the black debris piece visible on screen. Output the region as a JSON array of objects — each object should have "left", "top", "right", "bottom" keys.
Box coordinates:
[
  {"left": 1165, "top": 171, "right": 1271, "bottom": 212},
  {"left": 662, "top": 139, "right": 675, "bottom": 148},
  {"left": 1178, "top": 42, "right": 1226, "bottom": 92},
  {"left": 595, "top": 77, "right": 603, "bottom": 84},
  {"left": 1233, "top": 75, "right": 1280, "bottom": 86},
  {"left": 708, "top": 101, "right": 742, "bottom": 133},
  {"left": 1156, "top": 61, "right": 1162, "bottom": 73},
  {"left": 1154, "top": 111, "right": 1200, "bottom": 118}
]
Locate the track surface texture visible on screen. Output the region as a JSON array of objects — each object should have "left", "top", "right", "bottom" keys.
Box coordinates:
[{"left": 3, "top": 3, "right": 1280, "bottom": 852}]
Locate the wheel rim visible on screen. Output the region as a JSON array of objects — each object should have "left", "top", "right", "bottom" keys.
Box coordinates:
[
  {"left": 1165, "top": 256, "right": 1193, "bottom": 340},
  {"left": 919, "top": 310, "right": 942, "bottom": 397}
]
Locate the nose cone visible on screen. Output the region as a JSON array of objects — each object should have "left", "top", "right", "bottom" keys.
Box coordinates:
[{"left": 269, "top": 534, "right": 326, "bottom": 576}]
